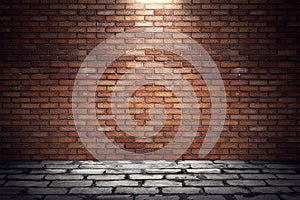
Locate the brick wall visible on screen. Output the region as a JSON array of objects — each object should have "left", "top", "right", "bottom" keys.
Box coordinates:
[{"left": 0, "top": 0, "right": 299, "bottom": 160}]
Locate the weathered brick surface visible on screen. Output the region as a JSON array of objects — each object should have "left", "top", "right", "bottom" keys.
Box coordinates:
[{"left": 0, "top": 0, "right": 299, "bottom": 160}]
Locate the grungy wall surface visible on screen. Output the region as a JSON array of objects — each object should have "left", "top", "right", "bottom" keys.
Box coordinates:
[{"left": 0, "top": 0, "right": 299, "bottom": 160}]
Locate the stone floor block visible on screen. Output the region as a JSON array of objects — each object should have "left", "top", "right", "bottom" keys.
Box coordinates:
[{"left": 0, "top": 160, "right": 298, "bottom": 199}]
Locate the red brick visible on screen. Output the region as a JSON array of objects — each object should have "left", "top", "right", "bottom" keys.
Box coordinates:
[{"left": 0, "top": 0, "right": 299, "bottom": 161}]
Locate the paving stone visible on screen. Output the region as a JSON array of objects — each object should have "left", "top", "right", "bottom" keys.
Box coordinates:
[
  {"left": 7, "top": 161, "right": 40, "bottom": 165},
  {"left": 102, "top": 161, "right": 131, "bottom": 165},
  {"left": 135, "top": 195, "right": 180, "bottom": 200},
  {"left": 28, "top": 188, "right": 68, "bottom": 194},
  {"left": 142, "top": 160, "right": 174, "bottom": 165},
  {"left": 214, "top": 160, "right": 247, "bottom": 164},
  {"left": 46, "top": 164, "right": 79, "bottom": 169},
  {"left": 22, "top": 196, "right": 43, "bottom": 200},
  {"left": 50, "top": 180, "right": 92, "bottom": 187},
  {"left": 226, "top": 180, "right": 266, "bottom": 186},
  {"left": 0, "top": 160, "right": 299, "bottom": 199},
  {"left": 0, "top": 195, "right": 42, "bottom": 200},
  {"left": 187, "top": 195, "right": 226, "bottom": 200},
  {"left": 0, "top": 170, "right": 26, "bottom": 174},
  {"left": 293, "top": 187, "right": 300, "bottom": 192},
  {"left": 280, "top": 194, "right": 300, "bottom": 200},
  {"left": 250, "top": 187, "right": 292, "bottom": 193},
  {"left": 129, "top": 174, "right": 163, "bottom": 180},
  {"left": 8, "top": 164, "right": 44, "bottom": 169},
  {"left": 0, "top": 195, "right": 18, "bottom": 200},
  {"left": 143, "top": 180, "right": 182, "bottom": 187},
  {"left": 79, "top": 165, "right": 108, "bottom": 169},
  {"left": 234, "top": 194, "right": 280, "bottom": 200},
  {"left": 0, "top": 187, "right": 24, "bottom": 194},
  {"left": 145, "top": 169, "right": 181, "bottom": 173},
  {"left": 240, "top": 174, "right": 276, "bottom": 179},
  {"left": 115, "top": 187, "right": 158, "bottom": 194},
  {"left": 249, "top": 161, "right": 271, "bottom": 164},
  {"left": 69, "top": 187, "right": 112, "bottom": 194},
  {"left": 262, "top": 169, "right": 296, "bottom": 173},
  {"left": 187, "top": 169, "right": 221, "bottom": 173},
  {"left": 0, "top": 180, "right": 5, "bottom": 185},
  {"left": 276, "top": 174, "right": 300, "bottom": 179},
  {"left": 166, "top": 174, "right": 199, "bottom": 180},
  {"left": 31, "top": 169, "right": 67, "bottom": 174},
  {"left": 106, "top": 169, "right": 142, "bottom": 174},
  {"left": 204, "top": 174, "right": 239, "bottom": 179},
  {"left": 87, "top": 175, "right": 125, "bottom": 180},
  {"left": 223, "top": 169, "right": 260, "bottom": 174},
  {"left": 78, "top": 161, "right": 103, "bottom": 165},
  {"left": 96, "top": 180, "right": 139, "bottom": 187},
  {"left": 205, "top": 187, "right": 249, "bottom": 194},
  {"left": 147, "top": 163, "right": 189, "bottom": 169},
  {"left": 96, "top": 195, "right": 133, "bottom": 200},
  {"left": 162, "top": 187, "right": 203, "bottom": 194},
  {"left": 265, "top": 164, "right": 300, "bottom": 169},
  {"left": 44, "top": 195, "right": 84, "bottom": 200},
  {"left": 191, "top": 163, "right": 224, "bottom": 168},
  {"left": 178, "top": 160, "right": 213, "bottom": 164},
  {"left": 7, "top": 175, "right": 44, "bottom": 180},
  {"left": 41, "top": 161, "right": 74, "bottom": 165},
  {"left": 45, "top": 174, "right": 84, "bottom": 180},
  {"left": 266, "top": 180, "right": 300, "bottom": 186},
  {"left": 70, "top": 169, "right": 105, "bottom": 174},
  {"left": 114, "top": 164, "right": 158, "bottom": 169},
  {"left": 185, "top": 180, "right": 224, "bottom": 186},
  {"left": 227, "top": 164, "right": 264, "bottom": 169},
  {"left": 5, "top": 180, "right": 49, "bottom": 187}
]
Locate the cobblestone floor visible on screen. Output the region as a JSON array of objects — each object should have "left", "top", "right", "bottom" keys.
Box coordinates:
[{"left": 0, "top": 160, "right": 299, "bottom": 200}]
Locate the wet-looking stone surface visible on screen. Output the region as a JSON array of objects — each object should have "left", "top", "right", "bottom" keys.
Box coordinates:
[{"left": 0, "top": 160, "right": 299, "bottom": 200}]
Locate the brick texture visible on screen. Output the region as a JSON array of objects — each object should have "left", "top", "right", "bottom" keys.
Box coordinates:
[{"left": 0, "top": 0, "right": 299, "bottom": 160}]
